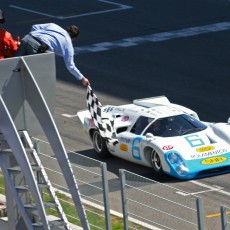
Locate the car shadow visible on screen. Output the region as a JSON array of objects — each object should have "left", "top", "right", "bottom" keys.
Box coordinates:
[{"left": 68, "top": 148, "right": 180, "bottom": 184}]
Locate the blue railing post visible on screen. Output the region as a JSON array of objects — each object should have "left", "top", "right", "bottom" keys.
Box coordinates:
[
  {"left": 101, "top": 162, "right": 112, "bottom": 230},
  {"left": 119, "top": 169, "right": 128, "bottom": 230},
  {"left": 196, "top": 197, "right": 204, "bottom": 230}
]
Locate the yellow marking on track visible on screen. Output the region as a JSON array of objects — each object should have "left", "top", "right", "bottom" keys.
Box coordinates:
[{"left": 206, "top": 211, "right": 230, "bottom": 218}]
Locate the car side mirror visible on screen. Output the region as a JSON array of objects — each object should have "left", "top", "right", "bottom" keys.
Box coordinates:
[
  {"left": 146, "top": 133, "right": 155, "bottom": 140},
  {"left": 228, "top": 117, "right": 230, "bottom": 124}
]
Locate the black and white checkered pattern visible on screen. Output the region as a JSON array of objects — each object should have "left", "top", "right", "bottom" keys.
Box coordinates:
[{"left": 87, "top": 86, "right": 115, "bottom": 140}]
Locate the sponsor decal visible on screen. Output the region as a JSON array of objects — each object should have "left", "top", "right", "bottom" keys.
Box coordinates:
[
  {"left": 84, "top": 118, "right": 95, "bottom": 130},
  {"left": 121, "top": 116, "right": 129, "bottom": 122},
  {"left": 191, "top": 149, "right": 228, "bottom": 159},
  {"left": 126, "top": 109, "right": 139, "bottom": 113},
  {"left": 103, "top": 106, "right": 114, "bottom": 113},
  {"left": 162, "top": 145, "right": 173, "bottom": 151},
  {"left": 196, "top": 146, "right": 215, "bottom": 152},
  {"left": 120, "top": 144, "right": 128, "bottom": 152},
  {"left": 201, "top": 156, "right": 227, "bottom": 165},
  {"left": 89, "top": 119, "right": 95, "bottom": 127},
  {"left": 120, "top": 137, "right": 132, "bottom": 144}
]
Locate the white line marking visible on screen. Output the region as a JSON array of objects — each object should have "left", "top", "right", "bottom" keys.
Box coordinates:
[
  {"left": 189, "top": 180, "right": 230, "bottom": 196},
  {"left": 76, "top": 21, "right": 230, "bottom": 54},
  {"left": 62, "top": 114, "right": 78, "bottom": 118},
  {"left": 9, "top": 5, "right": 57, "bottom": 18},
  {"left": 176, "top": 191, "right": 190, "bottom": 196},
  {"left": 176, "top": 184, "right": 223, "bottom": 196},
  {"left": 97, "top": 0, "right": 130, "bottom": 8},
  {"left": 9, "top": 1, "right": 132, "bottom": 19}
]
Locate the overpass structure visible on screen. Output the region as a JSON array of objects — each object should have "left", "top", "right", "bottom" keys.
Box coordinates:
[{"left": 0, "top": 53, "right": 89, "bottom": 230}]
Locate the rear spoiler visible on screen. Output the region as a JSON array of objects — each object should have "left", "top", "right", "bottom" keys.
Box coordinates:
[
  {"left": 133, "top": 96, "right": 200, "bottom": 119},
  {"left": 133, "top": 96, "right": 170, "bottom": 108}
]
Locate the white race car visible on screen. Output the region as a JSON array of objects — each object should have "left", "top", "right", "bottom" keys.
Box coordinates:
[{"left": 78, "top": 96, "right": 230, "bottom": 179}]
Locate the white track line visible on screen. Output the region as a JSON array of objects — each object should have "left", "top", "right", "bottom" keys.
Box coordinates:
[
  {"left": 189, "top": 180, "right": 230, "bottom": 196},
  {"left": 9, "top": 1, "right": 132, "bottom": 19},
  {"left": 76, "top": 21, "right": 230, "bottom": 54}
]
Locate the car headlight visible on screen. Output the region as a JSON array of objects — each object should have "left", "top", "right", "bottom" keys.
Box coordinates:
[
  {"left": 176, "top": 164, "right": 189, "bottom": 175},
  {"left": 168, "top": 152, "right": 180, "bottom": 164},
  {"left": 167, "top": 152, "right": 189, "bottom": 176}
]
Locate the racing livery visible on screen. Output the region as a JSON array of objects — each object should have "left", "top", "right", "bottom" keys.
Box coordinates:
[{"left": 78, "top": 96, "right": 230, "bottom": 179}]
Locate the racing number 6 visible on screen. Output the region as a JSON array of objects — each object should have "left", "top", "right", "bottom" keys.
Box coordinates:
[
  {"left": 184, "top": 134, "right": 205, "bottom": 147},
  {"left": 132, "top": 137, "right": 142, "bottom": 160}
]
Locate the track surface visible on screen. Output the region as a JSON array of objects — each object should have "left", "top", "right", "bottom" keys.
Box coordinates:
[{"left": 2, "top": 1, "right": 230, "bottom": 229}]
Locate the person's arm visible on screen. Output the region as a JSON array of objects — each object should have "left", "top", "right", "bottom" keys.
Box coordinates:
[{"left": 62, "top": 39, "right": 90, "bottom": 86}]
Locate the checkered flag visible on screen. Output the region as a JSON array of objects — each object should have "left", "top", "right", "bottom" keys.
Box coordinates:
[{"left": 87, "top": 85, "right": 115, "bottom": 141}]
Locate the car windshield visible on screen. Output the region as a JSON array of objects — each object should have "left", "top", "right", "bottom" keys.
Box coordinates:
[{"left": 143, "top": 114, "right": 207, "bottom": 137}]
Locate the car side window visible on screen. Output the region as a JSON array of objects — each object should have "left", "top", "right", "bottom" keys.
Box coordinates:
[
  {"left": 144, "top": 119, "right": 164, "bottom": 136},
  {"left": 131, "top": 116, "right": 152, "bottom": 135}
]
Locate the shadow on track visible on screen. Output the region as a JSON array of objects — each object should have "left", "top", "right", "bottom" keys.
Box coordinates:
[{"left": 68, "top": 149, "right": 179, "bottom": 184}]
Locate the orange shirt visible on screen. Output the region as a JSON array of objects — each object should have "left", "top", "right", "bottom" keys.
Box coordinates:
[{"left": 0, "top": 28, "right": 18, "bottom": 59}]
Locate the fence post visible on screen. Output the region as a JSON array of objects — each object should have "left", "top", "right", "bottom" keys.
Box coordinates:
[
  {"left": 101, "top": 162, "right": 112, "bottom": 230},
  {"left": 119, "top": 169, "right": 128, "bottom": 230},
  {"left": 220, "top": 206, "right": 228, "bottom": 230},
  {"left": 33, "top": 139, "right": 40, "bottom": 155},
  {"left": 196, "top": 197, "right": 204, "bottom": 230}
]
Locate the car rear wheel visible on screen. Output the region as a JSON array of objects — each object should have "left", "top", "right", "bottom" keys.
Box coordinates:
[
  {"left": 150, "top": 149, "right": 163, "bottom": 174},
  {"left": 92, "top": 130, "right": 109, "bottom": 158}
]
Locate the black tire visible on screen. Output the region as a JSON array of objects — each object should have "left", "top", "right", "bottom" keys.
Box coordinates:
[
  {"left": 150, "top": 149, "right": 163, "bottom": 174},
  {"left": 92, "top": 130, "right": 109, "bottom": 158}
]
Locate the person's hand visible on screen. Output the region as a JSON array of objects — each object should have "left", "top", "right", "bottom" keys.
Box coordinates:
[{"left": 81, "top": 77, "right": 90, "bottom": 86}]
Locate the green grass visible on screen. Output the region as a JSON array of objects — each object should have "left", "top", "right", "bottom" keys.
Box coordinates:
[
  {"left": 44, "top": 191, "right": 122, "bottom": 229},
  {"left": 0, "top": 175, "right": 5, "bottom": 195},
  {"left": 0, "top": 173, "right": 148, "bottom": 230}
]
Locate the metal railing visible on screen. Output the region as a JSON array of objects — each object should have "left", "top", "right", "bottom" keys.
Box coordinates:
[
  {"left": 0, "top": 137, "right": 227, "bottom": 230},
  {"left": 119, "top": 169, "right": 204, "bottom": 230},
  {"left": 221, "top": 205, "right": 230, "bottom": 230},
  {"left": 32, "top": 137, "right": 112, "bottom": 230}
]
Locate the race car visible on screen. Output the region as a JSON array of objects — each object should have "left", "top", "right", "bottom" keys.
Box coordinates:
[{"left": 77, "top": 95, "right": 230, "bottom": 180}]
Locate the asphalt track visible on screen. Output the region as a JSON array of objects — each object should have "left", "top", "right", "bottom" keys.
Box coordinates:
[{"left": 2, "top": 0, "right": 230, "bottom": 229}]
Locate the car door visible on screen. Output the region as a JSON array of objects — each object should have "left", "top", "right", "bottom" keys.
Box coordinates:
[
  {"left": 115, "top": 131, "right": 143, "bottom": 162},
  {"left": 115, "top": 115, "right": 152, "bottom": 164}
]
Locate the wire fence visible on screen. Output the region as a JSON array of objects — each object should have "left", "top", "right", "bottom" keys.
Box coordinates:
[
  {"left": 1, "top": 138, "right": 229, "bottom": 230},
  {"left": 32, "top": 137, "right": 112, "bottom": 230},
  {"left": 119, "top": 169, "right": 204, "bottom": 230}
]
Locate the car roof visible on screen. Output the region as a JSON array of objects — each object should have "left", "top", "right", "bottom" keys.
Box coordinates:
[
  {"left": 145, "top": 105, "right": 184, "bottom": 118},
  {"left": 102, "top": 96, "right": 199, "bottom": 122},
  {"left": 111, "top": 103, "right": 183, "bottom": 120},
  {"left": 132, "top": 96, "right": 183, "bottom": 118}
]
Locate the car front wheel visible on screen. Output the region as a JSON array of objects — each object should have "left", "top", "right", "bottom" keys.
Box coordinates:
[
  {"left": 92, "top": 130, "right": 109, "bottom": 158},
  {"left": 150, "top": 149, "right": 163, "bottom": 174}
]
